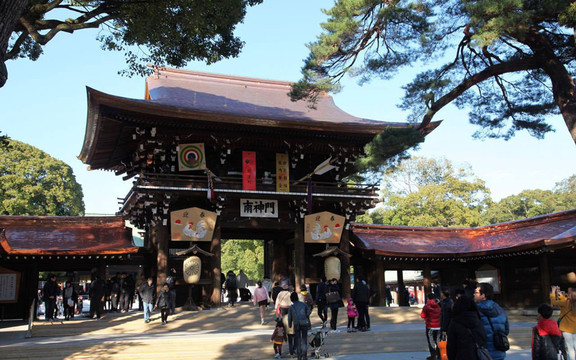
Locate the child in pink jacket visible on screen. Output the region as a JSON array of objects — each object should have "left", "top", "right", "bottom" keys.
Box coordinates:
[{"left": 346, "top": 298, "right": 359, "bottom": 332}]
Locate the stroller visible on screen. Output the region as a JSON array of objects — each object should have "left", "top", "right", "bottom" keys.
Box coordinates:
[{"left": 308, "top": 330, "right": 329, "bottom": 359}]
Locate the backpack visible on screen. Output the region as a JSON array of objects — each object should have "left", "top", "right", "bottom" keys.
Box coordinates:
[{"left": 294, "top": 303, "right": 311, "bottom": 330}]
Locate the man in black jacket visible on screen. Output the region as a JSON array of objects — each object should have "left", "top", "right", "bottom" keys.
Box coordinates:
[
  {"left": 42, "top": 274, "right": 59, "bottom": 321},
  {"left": 352, "top": 276, "right": 371, "bottom": 331},
  {"left": 315, "top": 276, "right": 328, "bottom": 328},
  {"left": 439, "top": 289, "right": 454, "bottom": 339},
  {"left": 139, "top": 277, "right": 156, "bottom": 323},
  {"left": 89, "top": 274, "right": 105, "bottom": 319}
]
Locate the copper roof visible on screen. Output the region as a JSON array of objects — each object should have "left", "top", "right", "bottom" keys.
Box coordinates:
[
  {"left": 145, "top": 67, "right": 416, "bottom": 127},
  {"left": 79, "top": 68, "right": 439, "bottom": 170},
  {"left": 0, "top": 216, "right": 140, "bottom": 255},
  {"left": 351, "top": 209, "right": 576, "bottom": 259}
]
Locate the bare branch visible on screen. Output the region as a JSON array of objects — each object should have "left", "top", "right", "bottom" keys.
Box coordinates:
[{"left": 418, "top": 58, "right": 540, "bottom": 131}]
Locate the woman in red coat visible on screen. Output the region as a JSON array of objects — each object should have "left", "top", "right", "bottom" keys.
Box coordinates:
[{"left": 421, "top": 293, "right": 441, "bottom": 360}]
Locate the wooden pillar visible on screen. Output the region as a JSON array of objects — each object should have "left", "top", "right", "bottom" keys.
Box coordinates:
[
  {"left": 209, "top": 221, "right": 222, "bottom": 307},
  {"left": 155, "top": 224, "right": 170, "bottom": 292},
  {"left": 375, "top": 259, "right": 386, "bottom": 306},
  {"left": 264, "top": 239, "right": 272, "bottom": 279},
  {"left": 397, "top": 269, "right": 407, "bottom": 306},
  {"left": 294, "top": 224, "right": 305, "bottom": 288},
  {"left": 272, "top": 238, "right": 288, "bottom": 283},
  {"left": 339, "top": 229, "right": 351, "bottom": 300},
  {"left": 539, "top": 253, "right": 551, "bottom": 304},
  {"left": 423, "top": 261, "right": 432, "bottom": 296}
]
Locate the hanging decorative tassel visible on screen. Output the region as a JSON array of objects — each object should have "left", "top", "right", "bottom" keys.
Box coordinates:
[
  {"left": 306, "top": 177, "right": 312, "bottom": 213},
  {"left": 207, "top": 172, "right": 215, "bottom": 201}
]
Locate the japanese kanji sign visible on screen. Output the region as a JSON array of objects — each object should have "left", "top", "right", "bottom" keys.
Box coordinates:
[
  {"left": 276, "top": 153, "right": 290, "bottom": 192},
  {"left": 243, "top": 151, "right": 256, "bottom": 190},
  {"left": 240, "top": 199, "right": 278, "bottom": 218},
  {"left": 304, "top": 211, "right": 345, "bottom": 243},
  {"left": 170, "top": 207, "right": 217, "bottom": 241}
]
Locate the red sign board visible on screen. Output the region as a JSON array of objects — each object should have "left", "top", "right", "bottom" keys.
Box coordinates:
[{"left": 243, "top": 151, "right": 256, "bottom": 190}]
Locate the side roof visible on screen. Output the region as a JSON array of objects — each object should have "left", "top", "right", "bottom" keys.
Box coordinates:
[
  {"left": 351, "top": 209, "right": 576, "bottom": 259},
  {"left": 0, "top": 216, "right": 140, "bottom": 255}
]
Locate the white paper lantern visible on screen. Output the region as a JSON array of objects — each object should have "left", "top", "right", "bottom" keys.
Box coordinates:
[
  {"left": 324, "top": 256, "right": 341, "bottom": 281},
  {"left": 183, "top": 256, "right": 202, "bottom": 284}
]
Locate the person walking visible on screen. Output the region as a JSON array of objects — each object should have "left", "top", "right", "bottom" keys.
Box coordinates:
[
  {"left": 316, "top": 276, "right": 328, "bottom": 328},
  {"left": 270, "top": 318, "right": 288, "bottom": 359},
  {"left": 166, "top": 268, "right": 177, "bottom": 314},
  {"left": 139, "top": 277, "right": 156, "bottom": 323},
  {"left": 154, "top": 283, "right": 172, "bottom": 325},
  {"left": 447, "top": 295, "right": 488, "bottom": 360},
  {"left": 275, "top": 284, "right": 292, "bottom": 319},
  {"left": 253, "top": 280, "right": 269, "bottom": 325},
  {"left": 439, "top": 288, "right": 454, "bottom": 339},
  {"left": 119, "top": 272, "right": 133, "bottom": 313},
  {"left": 42, "top": 274, "right": 59, "bottom": 321},
  {"left": 421, "top": 293, "right": 442, "bottom": 360},
  {"left": 352, "top": 276, "right": 371, "bottom": 331},
  {"left": 225, "top": 271, "right": 238, "bottom": 307},
  {"left": 327, "top": 278, "right": 344, "bottom": 331},
  {"left": 532, "top": 303, "right": 565, "bottom": 360},
  {"left": 89, "top": 274, "right": 105, "bottom": 320},
  {"left": 297, "top": 284, "right": 314, "bottom": 312},
  {"left": 288, "top": 291, "right": 311, "bottom": 360},
  {"left": 346, "top": 298, "right": 358, "bottom": 332},
  {"left": 474, "top": 282, "right": 509, "bottom": 360},
  {"left": 551, "top": 286, "right": 576, "bottom": 360},
  {"left": 62, "top": 281, "right": 78, "bottom": 320}
]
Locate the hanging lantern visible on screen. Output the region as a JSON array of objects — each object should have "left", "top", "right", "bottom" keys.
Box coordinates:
[
  {"left": 324, "top": 256, "right": 341, "bottom": 281},
  {"left": 183, "top": 256, "right": 202, "bottom": 284}
]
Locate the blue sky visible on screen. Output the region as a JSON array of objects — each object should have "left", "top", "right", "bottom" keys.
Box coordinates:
[{"left": 1, "top": 0, "right": 575, "bottom": 215}]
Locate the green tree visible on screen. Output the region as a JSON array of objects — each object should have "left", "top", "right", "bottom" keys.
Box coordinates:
[
  {"left": 291, "top": 0, "right": 576, "bottom": 144},
  {"left": 362, "top": 157, "right": 490, "bottom": 227},
  {"left": 482, "top": 174, "right": 576, "bottom": 223},
  {"left": 221, "top": 239, "right": 264, "bottom": 281},
  {"left": 0, "top": 139, "right": 85, "bottom": 215},
  {"left": 0, "top": 0, "right": 262, "bottom": 87},
  {"left": 554, "top": 174, "right": 576, "bottom": 209}
]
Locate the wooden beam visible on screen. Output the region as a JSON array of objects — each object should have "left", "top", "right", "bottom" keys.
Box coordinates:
[
  {"left": 539, "top": 253, "right": 551, "bottom": 305},
  {"left": 209, "top": 221, "right": 222, "bottom": 307},
  {"left": 294, "top": 224, "right": 305, "bottom": 288},
  {"left": 155, "top": 224, "right": 169, "bottom": 293},
  {"left": 339, "top": 230, "right": 351, "bottom": 300},
  {"left": 423, "top": 261, "right": 432, "bottom": 296}
]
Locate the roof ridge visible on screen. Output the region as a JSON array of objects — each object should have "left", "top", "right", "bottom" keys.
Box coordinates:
[{"left": 150, "top": 66, "right": 297, "bottom": 90}]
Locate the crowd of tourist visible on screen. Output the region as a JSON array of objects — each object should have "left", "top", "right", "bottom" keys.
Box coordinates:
[
  {"left": 40, "top": 270, "right": 576, "bottom": 360},
  {"left": 39, "top": 269, "right": 177, "bottom": 325}
]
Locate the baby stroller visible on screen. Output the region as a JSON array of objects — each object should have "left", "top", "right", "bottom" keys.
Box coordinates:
[{"left": 308, "top": 330, "right": 329, "bottom": 359}]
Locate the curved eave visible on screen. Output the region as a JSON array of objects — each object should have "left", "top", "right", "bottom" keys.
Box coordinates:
[{"left": 79, "top": 87, "right": 440, "bottom": 166}]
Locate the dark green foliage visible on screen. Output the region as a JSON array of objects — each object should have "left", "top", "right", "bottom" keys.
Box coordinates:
[
  {"left": 0, "top": 139, "right": 85, "bottom": 216},
  {"left": 355, "top": 127, "right": 425, "bottom": 174},
  {"left": 0, "top": 131, "right": 10, "bottom": 150},
  {"left": 482, "top": 175, "right": 576, "bottom": 223},
  {"left": 292, "top": 0, "right": 576, "bottom": 143},
  {"left": 221, "top": 239, "right": 264, "bottom": 281},
  {"left": 8, "top": 0, "right": 263, "bottom": 77}
]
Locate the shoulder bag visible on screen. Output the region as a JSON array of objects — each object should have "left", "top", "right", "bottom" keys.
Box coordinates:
[
  {"left": 486, "top": 313, "right": 510, "bottom": 351},
  {"left": 467, "top": 328, "right": 493, "bottom": 360},
  {"left": 325, "top": 291, "right": 340, "bottom": 304}
]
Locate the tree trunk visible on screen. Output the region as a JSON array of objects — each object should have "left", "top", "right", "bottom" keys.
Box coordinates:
[{"left": 0, "top": 0, "right": 28, "bottom": 87}]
